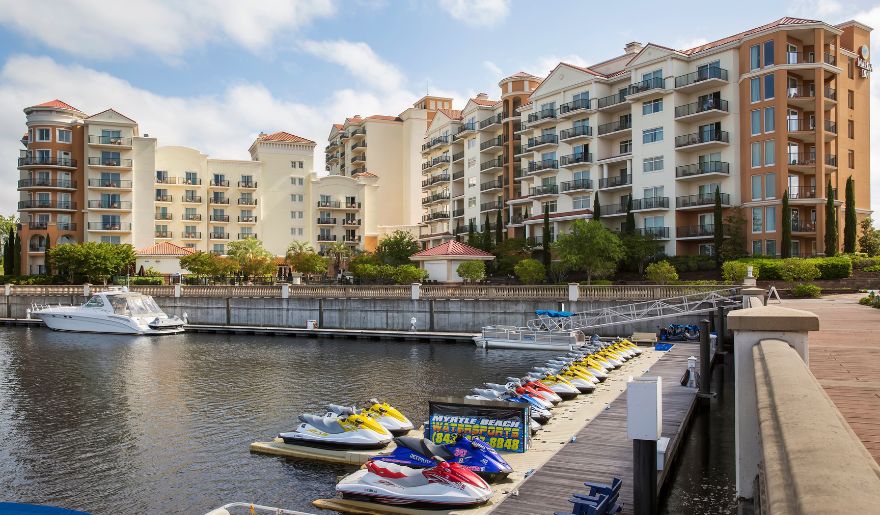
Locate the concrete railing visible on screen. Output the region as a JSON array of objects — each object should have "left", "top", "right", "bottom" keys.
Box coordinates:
[{"left": 753, "top": 339, "right": 880, "bottom": 514}]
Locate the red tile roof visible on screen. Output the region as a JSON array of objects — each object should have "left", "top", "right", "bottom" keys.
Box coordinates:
[
  {"left": 29, "top": 99, "right": 82, "bottom": 112},
  {"left": 366, "top": 114, "right": 402, "bottom": 122},
  {"left": 333, "top": 123, "right": 344, "bottom": 130},
  {"left": 682, "top": 17, "right": 820, "bottom": 55},
  {"left": 436, "top": 108, "right": 463, "bottom": 120},
  {"left": 353, "top": 171, "right": 378, "bottom": 178},
  {"left": 505, "top": 71, "right": 541, "bottom": 80},
  {"left": 256, "top": 131, "right": 315, "bottom": 144},
  {"left": 137, "top": 242, "right": 196, "bottom": 257},
  {"left": 411, "top": 240, "right": 494, "bottom": 258},
  {"left": 471, "top": 97, "right": 498, "bottom": 106}
]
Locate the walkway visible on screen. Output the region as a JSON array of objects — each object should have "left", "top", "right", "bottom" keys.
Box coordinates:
[
  {"left": 491, "top": 343, "right": 697, "bottom": 515},
  {"left": 785, "top": 294, "right": 880, "bottom": 462}
]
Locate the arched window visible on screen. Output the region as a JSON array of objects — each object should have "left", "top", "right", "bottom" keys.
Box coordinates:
[{"left": 57, "top": 235, "right": 75, "bottom": 245}]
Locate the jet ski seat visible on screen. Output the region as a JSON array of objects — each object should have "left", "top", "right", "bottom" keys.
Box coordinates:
[
  {"left": 365, "top": 461, "right": 428, "bottom": 487},
  {"left": 326, "top": 404, "right": 357, "bottom": 416},
  {"left": 299, "top": 414, "right": 345, "bottom": 433},
  {"left": 394, "top": 436, "right": 454, "bottom": 460}
]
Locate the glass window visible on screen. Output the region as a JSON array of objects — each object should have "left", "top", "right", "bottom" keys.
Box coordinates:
[
  {"left": 573, "top": 195, "right": 591, "bottom": 209},
  {"left": 764, "top": 140, "right": 775, "bottom": 167},
  {"left": 764, "top": 73, "right": 775, "bottom": 99},
  {"left": 764, "top": 107, "right": 775, "bottom": 132},
  {"left": 765, "top": 172, "right": 776, "bottom": 199},
  {"left": 766, "top": 239, "right": 777, "bottom": 256},
  {"left": 36, "top": 128, "right": 51, "bottom": 141},
  {"left": 751, "top": 174, "right": 762, "bottom": 200},
  {"left": 642, "top": 127, "right": 663, "bottom": 144},
  {"left": 752, "top": 240, "right": 763, "bottom": 256},
  {"left": 642, "top": 99, "right": 662, "bottom": 115},
  {"left": 752, "top": 207, "right": 763, "bottom": 233},
  {"left": 57, "top": 129, "right": 72, "bottom": 143},
  {"left": 751, "top": 110, "right": 761, "bottom": 135},
  {"left": 643, "top": 156, "right": 663, "bottom": 173},
  {"left": 766, "top": 206, "right": 777, "bottom": 232},
  {"left": 751, "top": 142, "right": 762, "bottom": 168},
  {"left": 750, "top": 44, "right": 761, "bottom": 70},
  {"left": 750, "top": 78, "right": 761, "bottom": 102},
  {"left": 764, "top": 40, "right": 775, "bottom": 66}
]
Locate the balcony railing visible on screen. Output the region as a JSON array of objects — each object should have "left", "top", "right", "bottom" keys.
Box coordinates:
[
  {"left": 824, "top": 120, "right": 837, "bottom": 134},
  {"left": 18, "top": 157, "right": 77, "bottom": 167},
  {"left": 481, "top": 157, "right": 503, "bottom": 171},
  {"left": 451, "top": 208, "right": 464, "bottom": 218},
  {"left": 674, "top": 98, "right": 729, "bottom": 118},
  {"left": 787, "top": 152, "right": 816, "bottom": 166},
  {"left": 452, "top": 170, "right": 464, "bottom": 180},
  {"left": 342, "top": 235, "right": 361, "bottom": 243},
  {"left": 238, "top": 233, "right": 257, "bottom": 239},
  {"left": 422, "top": 174, "right": 450, "bottom": 187},
  {"left": 631, "top": 196, "right": 669, "bottom": 210},
  {"left": 558, "top": 98, "right": 594, "bottom": 115},
  {"left": 422, "top": 212, "right": 450, "bottom": 222},
  {"left": 526, "top": 108, "right": 556, "bottom": 124},
  {"left": 677, "top": 224, "right": 718, "bottom": 238},
  {"left": 561, "top": 178, "right": 593, "bottom": 191},
  {"left": 422, "top": 192, "right": 450, "bottom": 205},
  {"left": 422, "top": 155, "right": 451, "bottom": 170},
  {"left": 342, "top": 218, "right": 362, "bottom": 226},
  {"left": 481, "top": 136, "right": 505, "bottom": 150},
  {"left": 57, "top": 222, "right": 76, "bottom": 231},
  {"left": 183, "top": 213, "right": 202, "bottom": 221},
  {"left": 785, "top": 51, "right": 836, "bottom": 66},
  {"left": 560, "top": 153, "right": 593, "bottom": 166},
  {"left": 345, "top": 202, "right": 361, "bottom": 209},
  {"left": 789, "top": 186, "right": 817, "bottom": 199},
  {"left": 317, "top": 234, "right": 337, "bottom": 242},
  {"left": 452, "top": 151, "right": 464, "bottom": 162},
  {"left": 481, "top": 179, "right": 503, "bottom": 191},
  {"left": 210, "top": 180, "right": 230, "bottom": 187},
  {"left": 154, "top": 212, "right": 172, "bottom": 220},
  {"left": 628, "top": 77, "right": 666, "bottom": 95},
  {"left": 456, "top": 121, "right": 477, "bottom": 135},
  {"left": 27, "top": 221, "right": 48, "bottom": 230},
  {"left": 480, "top": 201, "right": 503, "bottom": 211},
  {"left": 182, "top": 232, "right": 202, "bottom": 239},
  {"left": 597, "top": 92, "right": 627, "bottom": 109},
  {"left": 237, "top": 198, "right": 257, "bottom": 205},
  {"left": 598, "top": 118, "right": 632, "bottom": 136},
  {"left": 674, "top": 66, "right": 729, "bottom": 88},
  {"left": 559, "top": 125, "right": 593, "bottom": 140},
  {"left": 87, "top": 200, "right": 131, "bottom": 209},
  {"left": 601, "top": 203, "right": 628, "bottom": 216},
  {"left": 88, "top": 135, "right": 132, "bottom": 145},
  {"left": 209, "top": 198, "right": 230, "bottom": 205},
  {"left": 527, "top": 159, "right": 559, "bottom": 174},
  {"left": 597, "top": 174, "right": 632, "bottom": 189},
  {"left": 155, "top": 194, "right": 172, "bottom": 202},
  {"left": 675, "top": 161, "right": 730, "bottom": 178},
  {"left": 637, "top": 226, "right": 670, "bottom": 238},
  {"left": 28, "top": 244, "right": 46, "bottom": 252},
  {"left": 350, "top": 141, "right": 367, "bottom": 151},
  {"left": 675, "top": 129, "right": 729, "bottom": 148},
  {"left": 238, "top": 216, "right": 258, "bottom": 223},
  {"left": 791, "top": 221, "right": 817, "bottom": 232},
  {"left": 87, "top": 222, "right": 131, "bottom": 231},
  {"left": 238, "top": 181, "right": 257, "bottom": 188},
  {"left": 183, "top": 195, "right": 202, "bottom": 203},
  {"left": 317, "top": 217, "right": 337, "bottom": 225},
  {"left": 19, "top": 179, "right": 76, "bottom": 189},
  {"left": 155, "top": 231, "right": 172, "bottom": 238},
  {"left": 209, "top": 215, "right": 230, "bottom": 222},
  {"left": 479, "top": 114, "right": 503, "bottom": 129},
  {"left": 526, "top": 134, "right": 557, "bottom": 149},
  {"left": 825, "top": 154, "right": 838, "bottom": 167},
  {"left": 421, "top": 135, "right": 449, "bottom": 151},
  {"left": 87, "top": 179, "right": 131, "bottom": 188},
  {"left": 209, "top": 232, "right": 230, "bottom": 240},
  {"left": 676, "top": 192, "right": 730, "bottom": 208},
  {"left": 529, "top": 185, "right": 559, "bottom": 197},
  {"left": 87, "top": 157, "right": 132, "bottom": 167}
]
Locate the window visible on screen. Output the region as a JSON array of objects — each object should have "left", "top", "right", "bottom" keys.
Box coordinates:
[
  {"left": 764, "top": 107, "right": 775, "bottom": 132},
  {"left": 848, "top": 150, "right": 855, "bottom": 169},
  {"left": 749, "top": 44, "right": 761, "bottom": 70},
  {"left": 848, "top": 90, "right": 854, "bottom": 109},
  {"left": 766, "top": 239, "right": 777, "bottom": 257},
  {"left": 751, "top": 142, "right": 762, "bottom": 168},
  {"left": 750, "top": 78, "right": 761, "bottom": 102},
  {"left": 752, "top": 207, "right": 763, "bottom": 233},
  {"left": 766, "top": 206, "right": 777, "bottom": 232},
  {"left": 698, "top": 243, "right": 715, "bottom": 256},
  {"left": 290, "top": 161, "right": 304, "bottom": 168},
  {"left": 848, "top": 120, "right": 854, "bottom": 139},
  {"left": 642, "top": 99, "right": 662, "bottom": 115},
  {"left": 750, "top": 110, "right": 761, "bottom": 135},
  {"left": 643, "top": 156, "right": 663, "bottom": 173},
  {"left": 36, "top": 128, "right": 51, "bottom": 142},
  {"left": 644, "top": 185, "right": 664, "bottom": 199},
  {"left": 764, "top": 140, "right": 775, "bottom": 166},
  {"left": 764, "top": 73, "right": 775, "bottom": 99},
  {"left": 765, "top": 172, "right": 776, "bottom": 199},
  {"left": 467, "top": 157, "right": 476, "bottom": 168},
  {"left": 467, "top": 197, "right": 476, "bottom": 207},
  {"left": 542, "top": 200, "right": 557, "bottom": 213},
  {"left": 185, "top": 171, "right": 198, "bottom": 184},
  {"left": 642, "top": 127, "right": 663, "bottom": 144},
  {"left": 848, "top": 58, "right": 854, "bottom": 79},
  {"left": 751, "top": 174, "right": 762, "bottom": 200},
  {"left": 468, "top": 138, "right": 476, "bottom": 149},
  {"left": 620, "top": 140, "right": 632, "bottom": 154},
  {"left": 764, "top": 40, "right": 775, "bottom": 66},
  {"left": 573, "top": 195, "right": 590, "bottom": 209},
  {"left": 467, "top": 177, "right": 477, "bottom": 187},
  {"left": 100, "top": 236, "right": 121, "bottom": 244},
  {"left": 57, "top": 129, "right": 72, "bottom": 143},
  {"left": 752, "top": 240, "right": 763, "bottom": 256}
]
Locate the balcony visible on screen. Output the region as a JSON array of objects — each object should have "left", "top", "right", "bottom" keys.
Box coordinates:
[
  {"left": 27, "top": 221, "right": 48, "bottom": 230},
  {"left": 631, "top": 196, "right": 669, "bottom": 211},
  {"left": 154, "top": 212, "right": 173, "bottom": 220},
  {"left": 57, "top": 222, "right": 76, "bottom": 231},
  {"left": 87, "top": 222, "right": 131, "bottom": 231},
  {"left": 422, "top": 174, "right": 450, "bottom": 187},
  {"left": 526, "top": 134, "right": 557, "bottom": 151},
  {"left": 28, "top": 243, "right": 46, "bottom": 252},
  {"left": 785, "top": 51, "right": 836, "bottom": 66},
  {"left": 637, "top": 226, "right": 670, "bottom": 239},
  {"left": 343, "top": 235, "right": 361, "bottom": 244},
  {"left": 481, "top": 157, "right": 503, "bottom": 172},
  {"left": 182, "top": 213, "right": 202, "bottom": 221},
  {"left": 209, "top": 215, "right": 230, "bottom": 222},
  {"left": 208, "top": 197, "right": 230, "bottom": 205},
  {"left": 528, "top": 185, "right": 559, "bottom": 199},
  {"left": 237, "top": 198, "right": 257, "bottom": 206},
  {"left": 237, "top": 233, "right": 257, "bottom": 239},
  {"left": 344, "top": 201, "right": 361, "bottom": 209},
  {"left": 342, "top": 218, "right": 362, "bottom": 227},
  {"left": 526, "top": 108, "right": 556, "bottom": 127},
  {"left": 317, "top": 234, "right": 337, "bottom": 242},
  {"left": 675, "top": 129, "right": 729, "bottom": 150},
  {"left": 422, "top": 211, "right": 450, "bottom": 222},
  {"left": 479, "top": 114, "right": 503, "bottom": 130},
  {"left": 787, "top": 86, "right": 837, "bottom": 110},
  {"left": 209, "top": 232, "right": 230, "bottom": 240},
  {"left": 825, "top": 154, "right": 838, "bottom": 167},
  {"left": 597, "top": 174, "right": 632, "bottom": 190},
  {"left": 600, "top": 203, "right": 628, "bottom": 217},
  {"left": 452, "top": 151, "right": 464, "bottom": 163},
  {"left": 597, "top": 148, "right": 632, "bottom": 163},
  {"left": 455, "top": 122, "right": 477, "bottom": 138},
  {"left": 19, "top": 179, "right": 76, "bottom": 189},
  {"left": 558, "top": 98, "right": 595, "bottom": 118},
  {"left": 561, "top": 178, "right": 593, "bottom": 192},
  {"left": 789, "top": 186, "right": 817, "bottom": 200},
  {"left": 481, "top": 135, "right": 505, "bottom": 152},
  {"left": 87, "top": 179, "right": 131, "bottom": 189},
  {"left": 182, "top": 232, "right": 202, "bottom": 239},
  {"left": 182, "top": 195, "right": 203, "bottom": 203},
  {"left": 238, "top": 216, "right": 257, "bottom": 223},
  {"left": 451, "top": 208, "right": 464, "bottom": 218},
  {"left": 87, "top": 157, "right": 132, "bottom": 168},
  {"left": 350, "top": 154, "right": 366, "bottom": 164},
  {"left": 596, "top": 92, "right": 628, "bottom": 111},
  {"left": 559, "top": 125, "right": 593, "bottom": 142},
  {"left": 560, "top": 153, "right": 593, "bottom": 168},
  {"left": 676, "top": 192, "right": 731, "bottom": 209},
  {"left": 598, "top": 118, "right": 632, "bottom": 137},
  {"left": 480, "top": 201, "right": 503, "bottom": 212},
  {"left": 155, "top": 194, "right": 172, "bottom": 202},
  {"left": 421, "top": 135, "right": 449, "bottom": 152},
  {"left": 87, "top": 200, "right": 131, "bottom": 210},
  {"left": 527, "top": 158, "right": 559, "bottom": 175},
  {"left": 422, "top": 192, "right": 450, "bottom": 205},
  {"left": 88, "top": 135, "right": 132, "bottom": 147},
  {"left": 480, "top": 178, "right": 503, "bottom": 192},
  {"left": 674, "top": 67, "right": 729, "bottom": 92},
  {"left": 674, "top": 98, "right": 729, "bottom": 121},
  {"left": 627, "top": 77, "right": 667, "bottom": 99},
  {"left": 209, "top": 180, "right": 230, "bottom": 188},
  {"left": 18, "top": 157, "right": 77, "bottom": 168},
  {"left": 675, "top": 161, "right": 730, "bottom": 180},
  {"left": 317, "top": 217, "right": 337, "bottom": 225},
  {"left": 238, "top": 181, "right": 257, "bottom": 189},
  {"left": 677, "top": 224, "right": 718, "bottom": 239},
  {"left": 350, "top": 141, "right": 367, "bottom": 153},
  {"left": 155, "top": 231, "right": 172, "bottom": 239},
  {"left": 452, "top": 170, "right": 464, "bottom": 180},
  {"left": 421, "top": 155, "right": 451, "bottom": 171},
  {"left": 349, "top": 127, "right": 366, "bottom": 138},
  {"left": 787, "top": 152, "right": 816, "bottom": 171},
  {"left": 791, "top": 221, "right": 817, "bottom": 233}
]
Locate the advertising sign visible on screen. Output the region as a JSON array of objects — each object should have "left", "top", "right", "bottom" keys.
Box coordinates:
[
  {"left": 427, "top": 397, "right": 529, "bottom": 453},
  {"left": 857, "top": 44, "right": 872, "bottom": 78}
]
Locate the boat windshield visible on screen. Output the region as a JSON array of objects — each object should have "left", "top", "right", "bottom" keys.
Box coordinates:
[
  {"left": 108, "top": 294, "right": 162, "bottom": 316},
  {"left": 83, "top": 296, "right": 105, "bottom": 308}
]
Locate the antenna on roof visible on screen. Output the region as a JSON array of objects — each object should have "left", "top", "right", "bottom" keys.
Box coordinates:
[{"left": 426, "top": 80, "right": 429, "bottom": 96}]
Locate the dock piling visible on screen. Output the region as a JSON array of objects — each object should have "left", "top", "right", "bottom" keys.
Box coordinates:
[{"left": 699, "top": 319, "right": 711, "bottom": 397}]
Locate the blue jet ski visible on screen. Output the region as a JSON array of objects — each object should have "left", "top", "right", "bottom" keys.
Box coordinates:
[{"left": 372, "top": 435, "right": 513, "bottom": 482}]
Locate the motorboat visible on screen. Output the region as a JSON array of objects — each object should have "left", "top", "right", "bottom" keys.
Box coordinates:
[
  {"left": 31, "top": 288, "right": 184, "bottom": 335},
  {"left": 336, "top": 460, "right": 492, "bottom": 507},
  {"left": 371, "top": 435, "right": 513, "bottom": 482},
  {"left": 279, "top": 412, "right": 392, "bottom": 449},
  {"left": 473, "top": 325, "right": 586, "bottom": 351}
]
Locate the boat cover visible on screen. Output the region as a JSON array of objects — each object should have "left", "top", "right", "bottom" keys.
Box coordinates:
[{"left": 535, "top": 310, "right": 574, "bottom": 317}]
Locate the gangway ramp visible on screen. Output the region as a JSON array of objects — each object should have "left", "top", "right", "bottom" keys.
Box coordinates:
[{"left": 527, "top": 287, "right": 741, "bottom": 332}]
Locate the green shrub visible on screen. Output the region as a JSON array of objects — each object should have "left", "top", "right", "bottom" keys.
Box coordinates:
[
  {"left": 645, "top": 261, "right": 679, "bottom": 284},
  {"left": 852, "top": 255, "right": 880, "bottom": 270},
  {"left": 667, "top": 255, "right": 715, "bottom": 273},
  {"left": 740, "top": 258, "right": 781, "bottom": 280},
  {"left": 677, "top": 280, "right": 724, "bottom": 285},
  {"left": 791, "top": 283, "right": 821, "bottom": 298},
  {"left": 589, "top": 279, "right": 613, "bottom": 286},
  {"left": 814, "top": 256, "right": 852, "bottom": 280},
  {"left": 514, "top": 258, "right": 545, "bottom": 284},
  {"left": 721, "top": 261, "right": 753, "bottom": 284},
  {"left": 393, "top": 264, "right": 428, "bottom": 284},
  {"left": 779, "top": 258, "right": 820, "bottom": 283},
  {"left": 456, "top": 261, "right": 486, "bottom": 282},
  {"left": 123, "top": 276, "right": 164, "bottom": 285},
  {"left": 865, "top": 264, "right": 880, "bottom": 273}
]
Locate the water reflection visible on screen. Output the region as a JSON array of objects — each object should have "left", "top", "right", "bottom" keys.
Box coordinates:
[{"left": 0, "top": 327, "right": 556, "bottom": 513}]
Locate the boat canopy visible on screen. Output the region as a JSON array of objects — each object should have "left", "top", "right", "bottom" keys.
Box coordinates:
[
  {"left": 84, "top": 293, "right": 163, "bottom": 316},
  {"left": 534, "top": 310, "right": 573, "bottom": 318}
]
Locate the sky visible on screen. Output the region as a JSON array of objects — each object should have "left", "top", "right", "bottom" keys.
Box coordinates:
[{"left": 0, "top": 0, "right": 878, "bottom": 216}]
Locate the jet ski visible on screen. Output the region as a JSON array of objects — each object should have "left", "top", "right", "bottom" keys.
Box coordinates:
[
  {"left": 467, "top": 388, "right": 553, "bottom": 424},
  {"left": 533, "top": 367, "right": 595, "bottom": 393},
  {"left": 279, "top": 411, "right": 392, "bottom": 449},
  {"left": 505, "top": 377, "right": 565, "bottom": 403},
  {"left": 337, "top": 459, "right": 492, "bottom": 507},
  {"left": 372, "top": 435, "right": 513, "bottom": 482},
  {"left": 524, "top": 372, "right": 580, "bottom": 400},
  {"left": 326, "top": 399, "right": 414, "bottom": 436},
  {"left": 484, "top": 383, "right": 556, "bottom": 408}
]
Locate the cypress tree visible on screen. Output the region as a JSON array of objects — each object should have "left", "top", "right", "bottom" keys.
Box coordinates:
[
  {"left": 542, "top": 204, "right": 551, "bottom": 271},
  {"left": 482, "top": 213, "right": 492, "bottom": 250},
  {"left": 44, "top": 238, "right": 51, "bottom": 276},
  {"left": 713, "top": 186, "right": 724, "bottom": 267},
  {"left": 454, "top": 221, "right": 461, "bottom": 242},
  {"left": 592, "top": 193, "right": 601, "bottom": 220},
  {"left": 781, "top": 189, "right": 792, "bottom": 258},
  {"left": 495, "top": 208, "right": 503, "bottom": 245},
  {"left": 844, "top": 176, "right": 857, "bottom": 253},
  {"left": 624, "top": 197, "right": 635, "bottom": 235},
  {"left": 467, "top": 219, "right": 475, "bottom": 246},
  {"left": 12, "top": 231, "right": 21, "bottom": 276},
  {"left": 824, "top": 179, "right": 837, "bottom": 256},
  {"left": 3, "top": 227, "right": 12, "bottom": 275}
]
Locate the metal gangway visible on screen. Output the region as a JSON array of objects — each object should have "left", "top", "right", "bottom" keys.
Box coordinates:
[{"left": 526, "top": 287, "right": 742, "bottom": 332}]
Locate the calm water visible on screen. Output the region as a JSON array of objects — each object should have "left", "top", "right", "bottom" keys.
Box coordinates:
[{"left": 0, "top": 327, "right": 558, "bottom": 514}]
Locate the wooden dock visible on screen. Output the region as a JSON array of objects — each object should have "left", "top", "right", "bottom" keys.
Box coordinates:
[{"left": 491, "top": 343, "right": 697, "bottom": 515}]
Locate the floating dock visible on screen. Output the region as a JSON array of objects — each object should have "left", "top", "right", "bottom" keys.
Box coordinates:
[{"left": 249, "top": 438, "right": 383, "bottom": 466}]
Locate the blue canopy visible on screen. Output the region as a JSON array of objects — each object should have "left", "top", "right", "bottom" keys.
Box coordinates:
[
  {"left": 535, "top": 310, "right": 574, "bottom": 318},
  {"left": 0, "top": 504, "right": 91, "bottom": 515}
]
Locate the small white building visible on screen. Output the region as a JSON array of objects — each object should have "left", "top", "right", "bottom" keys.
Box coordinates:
[
  {"left": 410, "top": 241, "right": 494, "bottom": 283},
  {"left": 136, "top": 241, "right": 195, "bottom": 275}
]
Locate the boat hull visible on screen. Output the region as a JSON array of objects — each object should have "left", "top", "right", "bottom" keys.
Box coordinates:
[
  {"left": 34, "top": 312, "right": 184, "bottom": 335},
  {"left": 473, "top": 336, "right": 577, "bottom": 351}
]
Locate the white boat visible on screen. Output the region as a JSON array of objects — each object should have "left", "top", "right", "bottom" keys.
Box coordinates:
[
  {"left": 473, "top": 325, "right": 586, "bottom": 351},
  {"left": 31, "top": 287, "right": 185, "bottom": 335}
]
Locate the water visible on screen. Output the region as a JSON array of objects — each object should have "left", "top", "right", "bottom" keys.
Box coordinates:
[{"left": 0, "top": 327, "right": 559, "bottom": 514}]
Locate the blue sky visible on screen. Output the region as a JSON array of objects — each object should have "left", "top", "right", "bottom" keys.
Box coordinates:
[{"left": 0, "top": 0, "right": 877, "bottom": 214}]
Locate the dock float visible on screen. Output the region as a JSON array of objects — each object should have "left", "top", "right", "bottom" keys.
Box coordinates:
[
  {"left": 312, "top": 498, "right": 471, "bottom": 514},
  {"left": 249, "top": 438, "right": 382, "bottom": 465},
  {"left": 185, "top": 324, "right": 476, "bottom": 344}
]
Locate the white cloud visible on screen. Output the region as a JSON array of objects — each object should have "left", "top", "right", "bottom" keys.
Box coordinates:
[
  {"left": 437, "top": 0, "right": 510, "bottom": 27},
  {"left": 790, "top": 0, "right": 842, "bottom": 17},
  {"left": 674, "top": 38, "right": 709, "bottom": 52},
  {"left": 299, "top": 40, "right": 406, "bottom": 92},
  {"left": 528, "top": 54, "right": 589, "bottom": 78},
  {"left": 0, "top": 0, "right": 336, "bottom": 59},
  {"left": 483, "top": 60, "right": 502, "bottom": 77}
]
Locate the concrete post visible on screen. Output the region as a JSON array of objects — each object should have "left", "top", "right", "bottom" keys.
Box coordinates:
[
  {"left": 568, "top": 283, "right": 579, "bottom": 302},
  {"left": 727, "top": 306, "right": 819, "bottom": 499},
  {"left": 699, "top": 319, "right": 711, "bottom": 396},
  {"left": 83, "top": 283, "right": 91, "bottom": 297},
  {"left": 281, "top": 283, "right": 290, "bottom": 299},
  {"left": 174, "top": 284, "right": 182, "bottom": 298},
  {"left": 716, "top": 306, "right": 726, "bottom": 349},
  {"left": 411, "top": 283, "right": 421, "bottom": 300},
  {"left": 4, "top": 284, "right": 10, "bottom": 296},
  {"left": 290, "top": 273, "right": 302, "bottom": 285},
  {"left": 741, "top": 287, "right": 767, "bottom": 308}
]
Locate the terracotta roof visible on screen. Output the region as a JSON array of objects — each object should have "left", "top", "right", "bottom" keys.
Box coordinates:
[
  {"left": 333, "top": 123, "right": 344, "bottom": 130},
  {"left": 525, "top": 208, "right": 592, "bottom": 221},
  {"left": 366, "top": 114, "right": 402, "bottom": 122},
  {"left": 505, "top": 71, "right": 541, "bottom": 80},
  {"left": 137, "top": 242, "right": 196, "bottom": 257},
  {"left": 255, "top": 131, "right": 316, "bottom": 145},
  {"left": 471, "top": 97, "right": 498, "bottom": 106},
  {"left": 682, "top": 17, "right": 820, "bottom": 55},
  {"left": 353, "top": 171, "right": 378, "bottom": 178},
  {"left": 28, "top": 99, "right": 82, "bottom": 112},
  {"left": 411, "top": 240, "right": 494, "bottom": 258},
  {"left": 436, "top": 108, "right": 463, "bottom": 120}
]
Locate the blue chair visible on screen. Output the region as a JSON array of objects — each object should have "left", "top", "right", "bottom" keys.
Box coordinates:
[
  {"left": 553, "top": 493, "right": 608, "bottom": 515},
  {"left": 553, "top": 477, "right": 623, "bottom": 515}
]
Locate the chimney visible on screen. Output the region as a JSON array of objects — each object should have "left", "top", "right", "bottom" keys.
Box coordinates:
[{"left": 624, "top": 42, "right": 643, "bottom": 55}]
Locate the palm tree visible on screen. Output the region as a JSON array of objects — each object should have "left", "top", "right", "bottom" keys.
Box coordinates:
[
  {"left": 326, "top": 241, "right": 352, "bottom": 276},
  {"left": 285, "top": 240, "right": 314, "bottom": 262}
]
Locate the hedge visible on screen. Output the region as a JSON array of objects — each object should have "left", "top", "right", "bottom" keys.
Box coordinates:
[{"left": 736, "top": 256, "right": 852, "bottom": 281}]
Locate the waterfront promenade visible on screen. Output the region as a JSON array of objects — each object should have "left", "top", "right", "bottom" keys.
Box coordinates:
[{"left": 786, "top": 294, "right": 880, "bottom": 463}]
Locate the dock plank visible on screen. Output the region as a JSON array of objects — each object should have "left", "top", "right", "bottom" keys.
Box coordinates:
[{"left": 491, "top": 344, "right": 696, "bottom": 515}]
